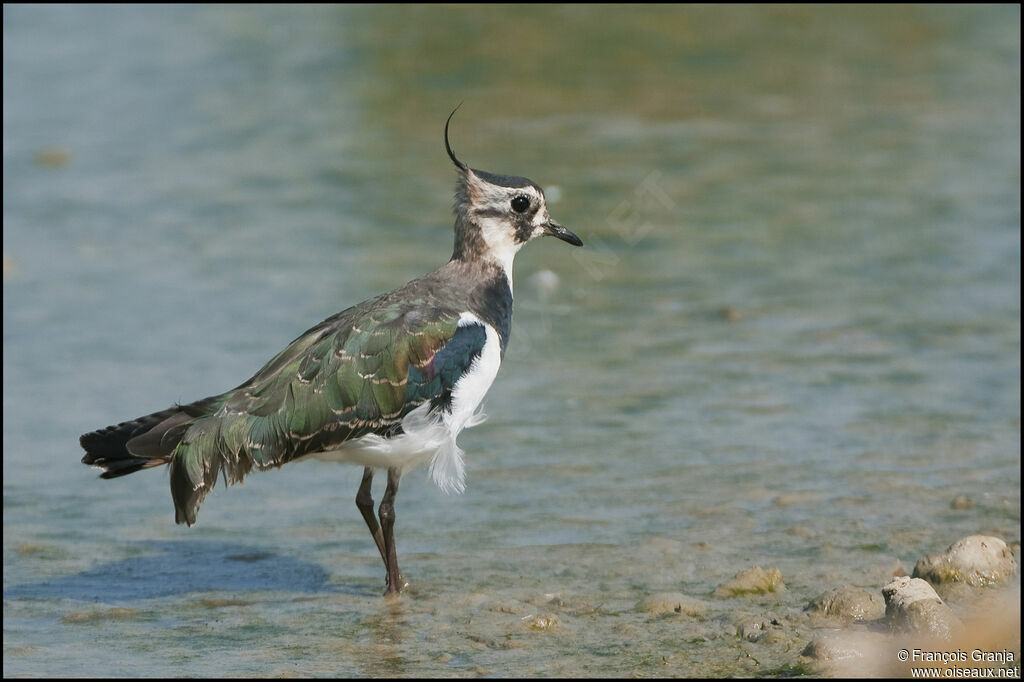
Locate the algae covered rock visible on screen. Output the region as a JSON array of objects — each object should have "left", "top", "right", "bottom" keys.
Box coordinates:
[
  {"left": 713, "top": 566, "right": 786, "bottom": 597},
  {"left": 806, "top": 586, "right": 885, "bottom": 622}
]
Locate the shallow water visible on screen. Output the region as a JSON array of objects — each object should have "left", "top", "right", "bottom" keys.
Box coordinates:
[{"left": 3, "top": 4, "right": 1020, "bottom": 677}]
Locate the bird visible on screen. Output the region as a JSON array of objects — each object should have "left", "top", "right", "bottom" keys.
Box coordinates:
[{"left": 79, "top": 107, "right": 583, "bottom": 596}]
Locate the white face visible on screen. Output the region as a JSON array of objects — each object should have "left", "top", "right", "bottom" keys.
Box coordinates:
[{"left": 466, "top": 171, "right": 550, "bottom": 276}]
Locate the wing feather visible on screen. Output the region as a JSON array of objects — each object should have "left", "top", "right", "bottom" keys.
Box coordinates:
[
  {"left": 181, "top": 301, "right": 490, "bottom": 473},
  {"left": 165, "top": 296, "right": 492, "bottom": 524}
]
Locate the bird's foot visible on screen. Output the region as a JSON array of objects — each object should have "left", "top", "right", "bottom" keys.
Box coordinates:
[{"left": 383, "top": 573, "right": 409, "bottom": 597}]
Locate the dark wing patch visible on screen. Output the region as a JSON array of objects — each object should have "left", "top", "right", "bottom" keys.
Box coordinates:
[{"left": 408, "top": 322, "right": 487, "bottom": 411}]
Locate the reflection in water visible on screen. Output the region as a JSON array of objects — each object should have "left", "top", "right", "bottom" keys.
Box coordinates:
[
  {"left": 357, "top": 600, "right": 410, "bottom": 677},
  {"left": 3, "top": 541, "right": 338, "bottom": 602}
]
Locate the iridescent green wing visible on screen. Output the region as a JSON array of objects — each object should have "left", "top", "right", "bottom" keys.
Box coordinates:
[
  {"left": 168, "top": 292, "right": 492, "bottom": 524},
  {"left": 184, "top": 300, "right": 486, "bottom": 468}
]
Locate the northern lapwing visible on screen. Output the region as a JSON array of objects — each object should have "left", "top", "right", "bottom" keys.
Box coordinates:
[{"left": 79, "top": 108, "right": 583, "bottom": 596}]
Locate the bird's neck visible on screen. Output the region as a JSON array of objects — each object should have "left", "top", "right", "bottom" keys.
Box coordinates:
[
  {"left": 437, "top": 255, "right": 514, "bottom": 357},
  {"left": 451, "top": 214, "right": 521, "bottom": 294}
]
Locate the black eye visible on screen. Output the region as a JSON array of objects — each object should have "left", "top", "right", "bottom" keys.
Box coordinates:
[{"left": 511, "top": 195, "right": 530, "bottom": 213}]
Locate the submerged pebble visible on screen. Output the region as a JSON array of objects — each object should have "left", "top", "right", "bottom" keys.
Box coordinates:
[
  {"left": 950, "top": 495, "right": 976, "bottom": 510},
  {"left": 60, "top": 608, "right": 139, "bottom": 624},
  {"left": 736, "top": 616, "right": 783, "bottom": 643},
  {"left": 522, "top": 614, "right": 560, "bottom": 631},
  {"left": 635, "top": 537, "right": 684, "bottom": 555},
  {"left": 720, "top": 306, "right": 742, "bottom": 322},
  {"left": 490, "top": 600, "right": 529, "bottom": 615},
  {"left": 912, "top": 535, "right": 1017, "bottom": 588},
  {"left": 33, "top": 146, "right": 71, "bottom": 168}
]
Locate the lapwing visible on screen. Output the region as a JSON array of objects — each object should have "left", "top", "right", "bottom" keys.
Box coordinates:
[{"left": 79, "top": 108, "right": 583, "bottom": 596}]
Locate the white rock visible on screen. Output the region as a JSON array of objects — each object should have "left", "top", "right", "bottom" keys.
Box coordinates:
[
  {"left": 882, "top": 576, "right": 963, "bottom": 640},
  {"left": 913, "top": 535, "right": 1018, "bottom": 587}
]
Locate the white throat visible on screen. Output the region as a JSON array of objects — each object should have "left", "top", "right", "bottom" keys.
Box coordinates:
[{"left": 477, "top": 216, "right": 522, "bottom": 293}]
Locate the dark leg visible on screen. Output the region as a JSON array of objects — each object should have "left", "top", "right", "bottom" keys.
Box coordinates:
[
  {"left": 356, "top": 467, "right": 387, "bottom": 566},
  {"left": 378, "top": 466, "right": 405, "bottom": 595}
]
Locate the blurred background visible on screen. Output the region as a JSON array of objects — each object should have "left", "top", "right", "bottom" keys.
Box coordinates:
[{"left": 4, "top": 4, "right": 1019, "bottom": 677}]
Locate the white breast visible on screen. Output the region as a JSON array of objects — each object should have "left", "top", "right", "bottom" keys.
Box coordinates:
[{"left": 310, "top": 312, "right": 502, "bottom": 495}]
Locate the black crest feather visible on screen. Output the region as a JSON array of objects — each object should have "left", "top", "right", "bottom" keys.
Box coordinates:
[{"left": 445, "top": 103, "right": 468, "bottom": 173}]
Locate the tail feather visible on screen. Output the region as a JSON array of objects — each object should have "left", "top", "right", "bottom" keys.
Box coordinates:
[
  {"left": 81, "top": 395, "right": 251, "bottom": 526},
  {"left": 80, "top": 396, "right": 223, "bottom": 481},
  {"left": 124, "top": 411, "right": 194, "bottom": 458},
  {"left": 80, "top": 406, "right": 184, "bottom": 478}
]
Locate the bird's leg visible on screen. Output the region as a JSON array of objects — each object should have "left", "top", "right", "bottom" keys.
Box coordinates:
[
  {"left": 355, "top": 467, "right": 387, "bottom": 567},
  {"left": 378, "top": 466, "right": 405, "bottom": 595}
]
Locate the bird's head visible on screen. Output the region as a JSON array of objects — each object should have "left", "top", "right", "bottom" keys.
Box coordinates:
[{"left": 445, "top": 107, "right": 582, "bottom": 270}]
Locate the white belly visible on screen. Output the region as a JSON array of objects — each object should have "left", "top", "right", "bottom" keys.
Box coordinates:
[{"left": 310, "top": 313, "right": 502, "bottom": 494}]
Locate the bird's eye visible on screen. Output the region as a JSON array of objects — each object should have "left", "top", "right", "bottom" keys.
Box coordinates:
[{"left": 511, "top": 195, "right": 530, "bottom": 213}]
